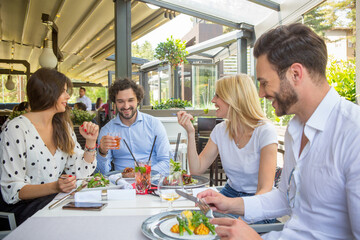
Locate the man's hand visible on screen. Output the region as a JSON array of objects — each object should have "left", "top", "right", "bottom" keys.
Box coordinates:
[
  {"left": 197, "top": 189, "right": 244, "bottom": 215},
  {"left": 98, "top": 134, "right": 119, "bottom": 155},
  {"left": 210, "top": 218, "right": 262, "bottom": 240}
]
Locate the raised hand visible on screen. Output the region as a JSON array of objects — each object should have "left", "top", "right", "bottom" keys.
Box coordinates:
[
  {"left": 98, "top": 134, "right": 119, "bottom": 155},
  {"left": 79, "top": 121, "right": 99, "bottom": 141},
  {"left": 177, "top": 111, "right": 195, "bottom": 134}
]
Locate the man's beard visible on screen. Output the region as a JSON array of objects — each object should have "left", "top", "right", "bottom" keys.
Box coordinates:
[
  {"left": 273, "top": 76, "right": 298, "bottom": 117},
  {"left": 119, "top": 107, "right": 137, "bottom": 120}
]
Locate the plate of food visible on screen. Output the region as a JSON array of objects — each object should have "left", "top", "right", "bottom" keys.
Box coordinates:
[
  {"left": 142, "top": 210, "right": 235, "bottom": 240},
  {"left": 104, "top": 168, "right": 135, "bottom": 181},
  {"left": 79, "top": 173, "right": 123, "bottom": 191},
  {"left": 151, "top": 160, "right": 209, "bottom": 189}
]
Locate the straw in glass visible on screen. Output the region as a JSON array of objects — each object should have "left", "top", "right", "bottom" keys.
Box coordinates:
[
  {"left": 122, "top": 139, "right": 140, "bottom": 168},
  {"left": 174, "top": 133, "right": 181, "bottom": 162},
  {"left": 147, "top": 135, "right": 157, "bottom": 165}
]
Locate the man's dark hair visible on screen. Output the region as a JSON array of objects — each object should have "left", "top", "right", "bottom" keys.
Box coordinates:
[
  {"left": 254, "top": 23, "right": 328, "bottom": 81},
  {"left": 74, "top": 102, "right": 87, "bottom": 111},
  {"left": 80, "top": 87, "right": 86, "bottom": 92},
  {"left": 108, "top": 78, "right": 144, "bottom": 104}
]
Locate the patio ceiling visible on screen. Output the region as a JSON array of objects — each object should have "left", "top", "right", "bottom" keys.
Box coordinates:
[
  {"left": 140, "top": 0, "right": 325, "bottom": 71},
  {"left": 0, "top": 0, "right": 171, "bottom": 86},
  {"left": 0, "top": 0, "right": 325, "bottom": 87}
]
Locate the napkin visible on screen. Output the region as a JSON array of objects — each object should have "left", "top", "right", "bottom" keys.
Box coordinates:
[
  {"left": 107, "top": 189, "right": 136, "bottom": 200},
  {"left": 108, "top": 173, "right": 133, "bottom": 189},
  {"left": 74, "top": 189, "right": 136, "bottom": 202},
  {"left": 74, "top": 191, "right": 102, "bottom": 202}
]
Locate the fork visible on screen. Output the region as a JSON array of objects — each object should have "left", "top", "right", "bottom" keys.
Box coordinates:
[{"left": 198, "top": 199, "right": 214, "bottom": 219}]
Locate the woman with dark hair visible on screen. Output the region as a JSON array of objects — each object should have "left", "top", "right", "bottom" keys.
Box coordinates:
[
  {"left": 0, "top": 68, "right": 99, "bottom": 228},
  {"left": 95, "top": 97, "right": 104, "bottom": 110}
]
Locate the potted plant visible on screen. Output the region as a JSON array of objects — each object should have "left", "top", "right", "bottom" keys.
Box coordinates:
[{"left": 155, "top": 36, "right": 188, "bottom": 98}]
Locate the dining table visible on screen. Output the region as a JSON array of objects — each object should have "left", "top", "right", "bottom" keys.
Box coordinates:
[
  {"left": 3, "top": 184, "right": 284, "bottom": 240},
  {"left": 3, "top": 188, "right": 203, "bottom": 240}
]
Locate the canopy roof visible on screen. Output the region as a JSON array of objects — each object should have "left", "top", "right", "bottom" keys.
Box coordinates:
[{"left": 0, "top": 0, "right": 324, "bottom": 85}]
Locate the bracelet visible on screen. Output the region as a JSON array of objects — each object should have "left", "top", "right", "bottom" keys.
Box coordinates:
[
  {"left": 98, "top": 148, "right": 108, "bottom": 156},
  {"left": 85, "top": 144, "right": 97, "bottom": 150},
  {"left": 84, "top": 146, "right": 97, "bottom": 152}
]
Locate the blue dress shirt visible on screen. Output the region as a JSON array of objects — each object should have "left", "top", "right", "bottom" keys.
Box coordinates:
[{"left": 96, "top": 111, "right": 170, "bottom": 175}]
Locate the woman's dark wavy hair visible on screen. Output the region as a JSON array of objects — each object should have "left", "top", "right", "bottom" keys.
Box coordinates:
[
  {"left": 108, "top": 78, "right": 144, "bottom": 104},
  {"left": 254, "top": 23, "right": 328, "bottom": 83},
  {"left": 27, "top": 68, "right": 75, "bottom": 154}
]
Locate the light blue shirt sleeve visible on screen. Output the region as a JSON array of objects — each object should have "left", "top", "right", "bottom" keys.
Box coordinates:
[{"left": 95, "top": 124, "right": 113, "bottom": 174}]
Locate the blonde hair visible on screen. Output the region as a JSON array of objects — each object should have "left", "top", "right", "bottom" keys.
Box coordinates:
[{"left": 215, "top": 74, "right": 267, "bottom": 141}]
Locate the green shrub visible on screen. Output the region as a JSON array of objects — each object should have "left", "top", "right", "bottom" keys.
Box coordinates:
[
  {"left": 70, "top": 109, "right": 96, "bottom": 125},
  {"left": 152, "top": 98, "right": 192, "bottom": 109},
  {"left": 8, "top": 111, "right": 26, "bottom": 120},
  {"left": 327, "top": 59, "right": 356, "bottom": 103}
]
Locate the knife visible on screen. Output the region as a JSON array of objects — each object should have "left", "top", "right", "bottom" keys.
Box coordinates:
[
  {"left": 175, "top": 189, "right": 199, "bottom": 203},
  {"left": 48, "top": 182, "right": 88, "bottom": 210}
]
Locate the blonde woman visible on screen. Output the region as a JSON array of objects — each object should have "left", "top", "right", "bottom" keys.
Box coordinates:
[{"left": 177, "top": 74, "right": 277, "bottom": 223}]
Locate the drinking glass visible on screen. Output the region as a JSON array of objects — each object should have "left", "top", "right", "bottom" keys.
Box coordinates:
[
  {"left": 158, "top": 172, "right": 184, "bottom": 211},
  {"left": 109, "top": 133, "right": 121, "bottom": 149},
  {"left": 135, "top": 159, "right": 151, "bottom": 194}
]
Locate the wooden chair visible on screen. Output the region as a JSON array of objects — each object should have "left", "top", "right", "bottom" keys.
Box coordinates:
[{"left": 197, "top": 117, "right": 226, "bottom": 186}]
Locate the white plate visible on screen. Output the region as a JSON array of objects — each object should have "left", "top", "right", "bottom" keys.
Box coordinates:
[
  {"left": 76, "top": 179, "right": 123, "bottom": 192},
  {"left": 159, "top": 218, "right": 216, "bottom": 240}
]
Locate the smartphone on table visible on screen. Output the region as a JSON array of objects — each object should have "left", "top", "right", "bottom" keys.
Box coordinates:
[{"left": 62, "top": 202, "right": 107, "bottom": 211}]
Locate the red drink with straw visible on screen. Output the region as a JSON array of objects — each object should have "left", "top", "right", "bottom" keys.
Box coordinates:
[{"left": 135, "top": 160, "right": 151, "bottom": 194}]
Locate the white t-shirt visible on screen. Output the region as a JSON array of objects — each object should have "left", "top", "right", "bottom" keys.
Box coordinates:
[
  {"left": 0, "top": 116, "right": 96, "bottom": 204},
  {"left": 210, "top": 121, "right": 277, "bottom": 193}
]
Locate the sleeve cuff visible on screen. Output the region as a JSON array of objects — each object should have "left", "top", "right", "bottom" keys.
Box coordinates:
[{"left": 243, "top": 196, "right": 264, "bottom": 223}]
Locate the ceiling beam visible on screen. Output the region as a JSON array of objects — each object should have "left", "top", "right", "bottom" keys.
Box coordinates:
[
  {"left": 136, "top": 0, "right": 241, "bottom": 29},
  {"left": 21, "top": 0, "right": 31, "bottom": 45},
  {"left": 60, "top": 0, "right": 103, "bottom": 50},
  {"left": 247, "top": 0, "right": 280, "bottom": 12}
]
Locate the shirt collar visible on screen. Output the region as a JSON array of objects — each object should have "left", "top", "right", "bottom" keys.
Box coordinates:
[
  {"left": 287, "top": 87, "right": 340, "bottom": 143},
  {"left": 306, "top": 87, "right": 340, "bottom": 132},
  {"left": 113, "top": 109, "right": 143, "bottom": 127}
]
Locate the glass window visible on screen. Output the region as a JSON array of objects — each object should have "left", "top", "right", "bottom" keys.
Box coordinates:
[
  {"left": 159, "top": 66, "right": 170, "bottom": 101},
  {"left": 148, "top": 70, "right": 160, "bottom": 104},
  {"left": 191, "top": 64, "right": 217, "bottom": 109}
]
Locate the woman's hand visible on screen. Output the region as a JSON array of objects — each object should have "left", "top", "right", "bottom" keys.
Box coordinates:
[
  {"left": 57, "top": 175, "right": 77, "bottom": 193},
  {"left": 177, "top": 111, "right": 195, "bottom": 134},
  {"left": 79, "top": 121, "right": 99, "bottom": 141}
]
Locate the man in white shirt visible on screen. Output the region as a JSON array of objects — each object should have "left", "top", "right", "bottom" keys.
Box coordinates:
[
  {"left": 76, "top": 87, "right": 92, "bottom": 111},
  {"left": 197, "top": 23, "right": 360, "bottom": 239}
]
